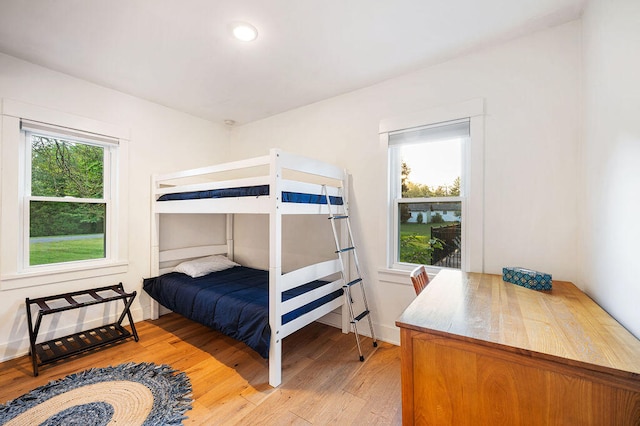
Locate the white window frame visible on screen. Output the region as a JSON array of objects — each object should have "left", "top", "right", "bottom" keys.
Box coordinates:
[
  {"left": 22, "top": 126, "right": 117, "bottom": 269},
  {"left": 380, "top": 99, "right": 485, "bottom": 275},
  {"left": 1, "top": 99, "right": 129, "bottom": 290}
]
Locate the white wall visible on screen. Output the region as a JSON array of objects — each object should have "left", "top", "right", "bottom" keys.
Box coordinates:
[
  {"left": 581, "top": 0, "right": 640, "bottom": 338},
  {"left": 0, "top": 52, "right": 229, "bottom": 360},
  {"left": 230, "top": 22, "right": 582, "bottom": 344}
]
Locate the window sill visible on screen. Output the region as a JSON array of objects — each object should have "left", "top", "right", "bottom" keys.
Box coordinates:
[
  {"left": 378, "top": 266, "right": 441, "bottom": 285},
  {"left": 378, "top": 268, "right": 412, "bottom": 286},
  {"left": 1, "top": 261, "right": 128, "bottom": 290}
]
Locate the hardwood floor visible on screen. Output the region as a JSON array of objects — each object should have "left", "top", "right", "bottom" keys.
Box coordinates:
[{"left": 0, "top": 314, "right": 402, "bottom": 425}]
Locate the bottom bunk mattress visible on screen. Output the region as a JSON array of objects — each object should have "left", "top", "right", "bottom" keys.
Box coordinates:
[{"left": 142, "top": 266, "right": 343, "bottom": 358}]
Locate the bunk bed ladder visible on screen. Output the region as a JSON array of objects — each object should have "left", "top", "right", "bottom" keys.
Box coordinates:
[{"left": 323, "top": 185, "right": 377, "bottom": 362}]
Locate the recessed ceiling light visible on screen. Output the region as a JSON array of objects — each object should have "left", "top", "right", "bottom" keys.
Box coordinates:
[{"left": 231, "top": 22, "right": 258, "bottom": 42}]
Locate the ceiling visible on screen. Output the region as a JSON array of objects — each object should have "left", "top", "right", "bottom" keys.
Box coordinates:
[{"left": 0, "top": 0, "right": 585, "bottom": 125}]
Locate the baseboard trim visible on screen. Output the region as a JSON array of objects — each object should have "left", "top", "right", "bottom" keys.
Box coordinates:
[{"left": 317, "top": 312, "right": 400, "bottom": 346}]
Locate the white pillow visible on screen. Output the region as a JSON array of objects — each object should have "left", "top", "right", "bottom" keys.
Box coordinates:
[{"left": 173, "top": 255, "right": 239, "bottom": 278}]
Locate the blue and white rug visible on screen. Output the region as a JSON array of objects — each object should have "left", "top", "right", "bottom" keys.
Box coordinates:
[{"left": 0, "top": 362, "right": 192, "bottom": 426}]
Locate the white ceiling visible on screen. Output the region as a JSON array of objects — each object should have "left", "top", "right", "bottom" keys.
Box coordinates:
[{"left": 0, "top": 0, "right": 585, "bottom": 125}]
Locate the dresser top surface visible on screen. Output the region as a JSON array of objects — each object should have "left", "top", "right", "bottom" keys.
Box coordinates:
[{"left": 396, "top": 270, "right": 640, "bottom": 378}]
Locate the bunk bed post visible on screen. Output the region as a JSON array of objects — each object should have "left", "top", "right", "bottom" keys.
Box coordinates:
[
  {"left": 268, "top": 148, "right": 283, "bottom": 387},
  {"left": 341, "top": 171, "right": 351, "bottom": 335},
  {"left": 226, "top": 214, "right": 234, "bottom": 261},
  {"left": 150, "top": 173, "right": 160, "bottom": 320}
]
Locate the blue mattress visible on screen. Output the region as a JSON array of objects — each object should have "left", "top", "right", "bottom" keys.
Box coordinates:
[
  {"left": 142, "top": 266, "right": 343, "bottom": 358},
  {"left": 157, "top": 184, "right": 343, "bottom": 205}
]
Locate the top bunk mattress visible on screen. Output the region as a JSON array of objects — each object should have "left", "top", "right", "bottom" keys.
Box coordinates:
[{"left": 157, "top": 184, "right": 343, "bottom": 205}]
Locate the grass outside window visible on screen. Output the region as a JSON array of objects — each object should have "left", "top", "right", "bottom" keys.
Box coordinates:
[{"left": 30, "top": 236, "right": 105, "bottom": 266}]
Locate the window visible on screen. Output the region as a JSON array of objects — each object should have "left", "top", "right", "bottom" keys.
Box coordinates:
[
  {"left": 380, "top": 99, "right": 484, "bottom": 274},
  {"left": 1, "top": 99, "right": 128, "bottom": 289},
  {"left": 21, "top": 121, "right": 118, "bottom": 269},
  {"left": 389, "top": 119, "right": 467, "bottom": 270}
]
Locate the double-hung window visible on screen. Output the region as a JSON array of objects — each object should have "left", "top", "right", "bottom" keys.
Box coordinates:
[
  {"left": 1, "top": 99, "right": 128, "bottom": 290},
  {"left": 381, "top": 99, "right": 484, "bottom": 274},
  {"left": 21, "top": 121, "right": 118, "bottom": 268},
  {"left": 389, "top": 119, "right": 468, "bottom": 270}
]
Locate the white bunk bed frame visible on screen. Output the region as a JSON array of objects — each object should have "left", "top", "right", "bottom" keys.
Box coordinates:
[{"left": 150, "top": 148, "right": 350, "bottom": 387}]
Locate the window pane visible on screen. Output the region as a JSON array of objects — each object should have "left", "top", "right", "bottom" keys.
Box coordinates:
[
  {"left": 398, "top": 201, "right": 461, "bottom": 269},
  {"left": 31, "top": 134, "right": 104, "bottom": 198},
  {"left": 29, "top": 201, "right": 106, "bottom": 265},
  {"left": 395, "top": 139, "right": 462, "bottom": 198}
]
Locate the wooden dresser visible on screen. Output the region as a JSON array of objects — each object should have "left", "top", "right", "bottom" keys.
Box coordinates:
[{"left": 396, "top": 270, "right": 640, "bottom": 425}]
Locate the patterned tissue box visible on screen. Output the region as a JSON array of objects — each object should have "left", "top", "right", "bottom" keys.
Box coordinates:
[{"left": 502, "top": 267, "right": 552, "bottom": 291}]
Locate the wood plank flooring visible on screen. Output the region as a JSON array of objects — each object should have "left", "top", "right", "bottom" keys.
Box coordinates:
[{"left": 0, "top": 313, "right": 402, "bottom": 425}]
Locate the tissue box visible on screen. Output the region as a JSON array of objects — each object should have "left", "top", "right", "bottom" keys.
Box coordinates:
[{"left": 502, "top": 267, "right": 552, "bottom": 291}]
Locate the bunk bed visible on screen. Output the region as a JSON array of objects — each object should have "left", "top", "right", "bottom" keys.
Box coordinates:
[{"left": 145, "top": 149, "right": 350, "bottom": 387}]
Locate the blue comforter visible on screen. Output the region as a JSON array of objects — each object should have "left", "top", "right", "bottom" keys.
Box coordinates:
[
  {"left": 143, "top": 266, "right": 342, "bottom": 358},
  {"left": 157, "top": 184, "right": 343, "bottom": 205}
]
